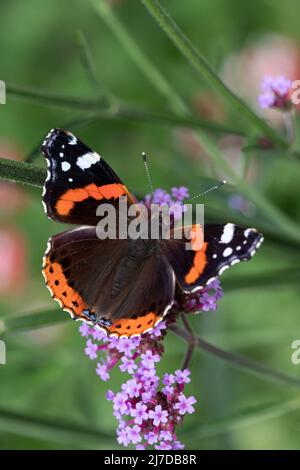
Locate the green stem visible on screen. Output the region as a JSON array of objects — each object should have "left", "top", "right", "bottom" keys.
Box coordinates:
[
  {"left": 7, "top": 82, "right": 239, "bottom": 136},
  {"left": 76, "top": 30, "right": 103, "bottom": 95},
  {"left": 0, "top": 157, "right": 46, "bottom": 188},
  {"left": 0, "top": 309, "right": 66, "bottom": 336},
  {"left": 140, "top": 0, "right": 288, "bottom": 148},
  {"left": 7, "top": 82, "right": 105, "bottom": 111},
  {"left": 90, "top": 0, "right": 187, "bottom": 114}
]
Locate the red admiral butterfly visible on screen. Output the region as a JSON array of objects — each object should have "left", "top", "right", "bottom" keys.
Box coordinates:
[{"left": 41, "top": 129, "right": 264, "bottom": 337}]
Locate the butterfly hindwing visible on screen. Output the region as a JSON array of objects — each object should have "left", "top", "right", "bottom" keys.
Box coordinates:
[
  {"left": 164, "top": 223, "right": 264, "bottom": 293},
  {"left": 41, "top": 128, "right": 136, "bottom": 225},
  {"left": 42, "top": 227, "right": 175, "bottom": 337}
]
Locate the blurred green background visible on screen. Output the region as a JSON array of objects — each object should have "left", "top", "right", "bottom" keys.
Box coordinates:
[{"left": 1, "top": 0, "right": 300, "bottom": 450}]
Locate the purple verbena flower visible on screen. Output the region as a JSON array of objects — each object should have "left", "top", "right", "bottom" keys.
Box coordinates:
[
  {"left": 126, "top": 425, "right": 142, "bottom": 444},
  {"left": 79, "top": 323, "right": 90, "bottom": 338},
  {"left": 174, "top": 394, "right": 197, "bottom": 415},
  {"left": 258, "top": 75, "right": 292, "bottom": 109},
  {"left": 131, "top": 402, "right": 149, "bottom": 425},
  {"left": 162, "top": 373, "right": 175, "bottom": 385},
  {"left": 119, "top": 356, "right": 137, "bottom": 374},
  {"left": 148, "top": 405, "right": 169, "bottom": 426},
  {"left": 175, "top": 369, "right": 191, "bottom": 384},
  {"left": 123, "top": 379, "right": 142, "bottom": 398},
  {"left": 155, "top": 441, "right": 172, "bottom": 450},
  {"left": 84, "top": 339, "right": 98, "bottom": 360},
  {"left": 96, "top": 362, "right": 110, "bottom": 381},
  {"left": 171, "top": 186, "right": 189, "bottom": 201},
  {"left": 113, "top": 391, "right": 130, "bottom": 415},
  {"left": 160, "top": 430, "right": 173, "bottom": 442},
  {"left": 145, "top": 431, "right": 159, "bottom": 445}
]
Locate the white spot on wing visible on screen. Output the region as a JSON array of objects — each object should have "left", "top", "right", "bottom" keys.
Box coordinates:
[
  {"left": 223, "top": 247, "right": 233, "bottom": 257},
  {"left": 218, "top": 264, "right": 230, "bottom": 275},
  {"left": 61, "top": 161, "right": 71, "bottom": 172},
  {"left": 244, "top": 228, "right": 254, "bottom": 238},
  {"left": 76, "top": 152, "right": 100, "bottom": 170},
  {"left": 42, "top": 200, "right": 47, "bottom": 214},
  {"left": 220, "top": 223, "right": 235, "bottom": 244},
  {"left": 231, "top": 259, "right": 240, "bottom": 266}
]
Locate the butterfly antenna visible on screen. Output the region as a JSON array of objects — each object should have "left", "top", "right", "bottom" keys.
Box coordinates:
[
  {"left": 185, "top": 180, "right": 227, "bottom": 202},
  {"left": 142, "top": 152, "right": 154, "bottom": 195}
]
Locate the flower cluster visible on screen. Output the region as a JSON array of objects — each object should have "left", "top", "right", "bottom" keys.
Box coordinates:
[
  {"left": 180, "top": 278, "right": 223, "bottom": 312},
  {"left": 80, "top": 186, "right": 224, "bottom": 449},
  {"left": 143, "top": 186, "right": 189, "bottom": 221},
  {"left": 258, "top": 75, "right": 292, "bottom": 109},
  {"left": 80, "top": 280, "right": 223, "bottom": 449}
]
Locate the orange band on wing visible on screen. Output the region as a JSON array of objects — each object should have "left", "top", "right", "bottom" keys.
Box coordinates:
[
  {"left": 107, "top": 312, "right": 160, "bottom": 337},
  {"left": 43, "top": 257, "right": 88, "bottom": 318},
  {"left": 184, "top": 242, "right": 208, "bottom": 285},
  {"left": 55, "top": 183, "right": 130, "bottom": 216},
  {"left": 190, "top": 224, "right": 204, "bottom": 251}
]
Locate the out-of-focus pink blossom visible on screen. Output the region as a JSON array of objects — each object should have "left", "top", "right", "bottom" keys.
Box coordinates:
[
  {"left": 0, "top": 227, "right": 27, "bottom": 295},
  {"left": 221, "top": 34, "right": 300, "bottom": 125}
]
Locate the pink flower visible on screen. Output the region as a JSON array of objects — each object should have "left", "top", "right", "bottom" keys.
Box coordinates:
[
  {"left": 174, "top": 369, "right": 191, "bottom": 384},
  {"left": 258, "top": 75, "right": 292, "bottom": 109},
  {"left": 174, "top": 394, "right": 197, "bottom": 415},
  {"left": 84, "top": 339, "right": 98, "bottom": 360},
  {"left": 79, "top": 323, "right": 90, "bottom": 338},
  {"left": 155, "top": 441, "right": 172, "bottom": 450},
  {"left": 96, "top": 363, "right": 109, "bottom": 381},
  {"left": 126, "top": 425, "right": 142, "bottom": 444},
  {"left": 119, "top": 356, "right": 137, "bottom": 374},
  {"left": 122, "top": 379, "right": 142, "bottom": 398},
  {"left": 145, "top": 431, "right": 159, "bottom": 445},
  {"left": 148, "top": 405, "right": 169, "bottom": 426},
  {"left": 131, "top": 402, "right": 149, "bottom": 425}
]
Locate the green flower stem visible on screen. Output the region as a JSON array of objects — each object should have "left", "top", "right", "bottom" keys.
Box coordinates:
[
  {"left": 140, "top": 0, "right": 288, "bottom": 149},
  {"left": 0, "top": 157, "right": 46, "bottom": 188},
  {"left": 0, "top": 309, "right": 66, "bottom": 336},
  {"left": 7, "top": 82, "right": 239, "bottom": 136},
  {"left": 90, "top": 0, "right": 187, "bottom": 114},
  {"left": 76, "top": 30, "right": 104, "bottom": 95},
  {"left": 7, "top": 82, "right": 105, "bottom": 111}
]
